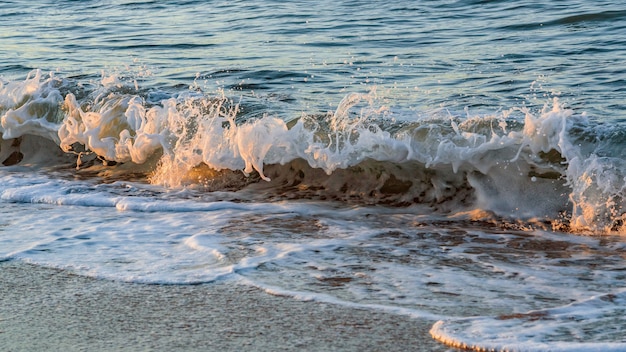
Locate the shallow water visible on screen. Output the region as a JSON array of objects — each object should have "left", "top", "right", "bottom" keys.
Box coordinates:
[{"left": 2, "top": 0, "right": 626, "bottom": 350}]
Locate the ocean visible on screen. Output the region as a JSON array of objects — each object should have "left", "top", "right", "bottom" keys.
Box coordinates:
[{"left": 1, "top": 0, "right": 626, "bottom": 350}]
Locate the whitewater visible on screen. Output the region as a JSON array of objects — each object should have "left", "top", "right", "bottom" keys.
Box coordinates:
[{"left": 1, "top": 0, "right": 626, "bottom": 350}]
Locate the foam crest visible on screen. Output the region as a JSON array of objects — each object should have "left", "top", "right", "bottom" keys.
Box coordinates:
[
  {"left": 0, "top": 70, "right": 64, "bottom": 143},
  {"left": 0, "top": 70, "right": 44, "bottom": 108},
  {"left": 567, "top": 155, "right": 626, "bottom": 234},
  {"left": 1, "top": 71, "right": 626, "bottom": 233},
  {"left": 58, "top": 92, "right": 168, "bottom": 165}
]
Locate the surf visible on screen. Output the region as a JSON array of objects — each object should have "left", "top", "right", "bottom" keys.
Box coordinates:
[{"left": 1, "top": 70, "right": 625, "bottom": 234}]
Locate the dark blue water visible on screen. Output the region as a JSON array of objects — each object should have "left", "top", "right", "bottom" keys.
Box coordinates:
[{"left": 2, "top": 1, "right": 626, "bottom": 350}]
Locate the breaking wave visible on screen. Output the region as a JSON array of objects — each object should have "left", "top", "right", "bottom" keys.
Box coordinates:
[{"left": 1, "top": 70, "right": 626, "bottom": 234}]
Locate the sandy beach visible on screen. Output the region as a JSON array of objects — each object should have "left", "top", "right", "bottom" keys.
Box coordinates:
[{"left": 0, "top": 261, "right": 448, "bottom": 351}]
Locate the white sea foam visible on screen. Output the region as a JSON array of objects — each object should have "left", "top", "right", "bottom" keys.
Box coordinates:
[
  {"left": 0, "top": 166, "right": 625, "bottom": 348},
  {"left": 430, "top": 290, "right": 626, "bottom": 351},
  {"left": 1, "top": 71, "right": 626, "bottom": 349},
  {"left": 2, "top": 71, "right": 625, "bottom": 233}
]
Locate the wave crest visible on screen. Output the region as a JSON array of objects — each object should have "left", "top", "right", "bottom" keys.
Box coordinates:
[{"left": 1, "top": 70, "right": 625, "bottom": 234}]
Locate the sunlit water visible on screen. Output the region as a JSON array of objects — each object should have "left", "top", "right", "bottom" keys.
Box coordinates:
[{"left": 1, "top": 1, "right": 626, "bottom": 350}]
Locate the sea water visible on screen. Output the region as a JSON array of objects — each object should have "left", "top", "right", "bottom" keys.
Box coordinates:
[{"left": 1, "top": 0, "right": 626, "bottom": 350}]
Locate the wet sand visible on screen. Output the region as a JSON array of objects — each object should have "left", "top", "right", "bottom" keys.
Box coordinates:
[{"left": 0, "top": 261, "right": 449, "bottom": 351}]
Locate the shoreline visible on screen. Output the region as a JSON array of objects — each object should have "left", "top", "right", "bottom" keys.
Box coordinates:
[{"left": 0, "top": 261, "right": 448, "bottom": 351}]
